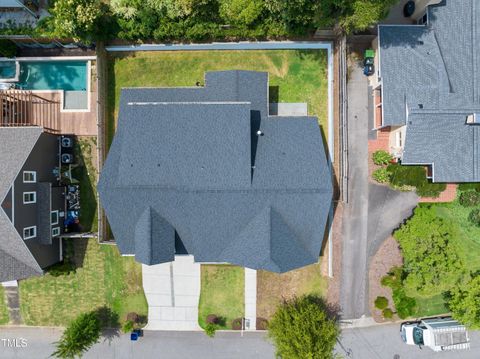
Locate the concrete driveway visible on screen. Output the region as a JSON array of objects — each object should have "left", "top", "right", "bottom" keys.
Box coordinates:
[
  {"left": 341, "top": 61, "right": 418, "bottom": 320},
  {"left": 142, "top": 256, "right": 201, "bottom": 331}
]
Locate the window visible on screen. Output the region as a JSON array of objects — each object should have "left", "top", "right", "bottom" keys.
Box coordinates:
[
  {"left": 396, "top": 131, "right": 403, "bottom": 148},
  {"left": 51, "top": 210, "right": 59, "bottom": 225},
  {"left": 23, "top": 226, "right": 36, "bottom": 240},
  {"left": 23, "top": 171, "right": 36, "bottom": 183},
  {"left": 52, "top": 227, "right": 60, "bottom": 237},
  {"left": 23, "top": 192, "right": 36, "bottom": 204}
]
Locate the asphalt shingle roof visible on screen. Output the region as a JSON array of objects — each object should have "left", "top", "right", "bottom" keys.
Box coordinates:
[
  {"left": 379, "top": 0, "right": 480, "bottom": 182},
  {"left": 0, "top": 128, "right": 44, "bottom": 282},
  {"left": 98, "top": 70, "right": 332, "bottom": 273}
]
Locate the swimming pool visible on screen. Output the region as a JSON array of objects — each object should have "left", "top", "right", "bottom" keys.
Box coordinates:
[{"left": 17, "top": 61, "right": 88, "bottom": 91}]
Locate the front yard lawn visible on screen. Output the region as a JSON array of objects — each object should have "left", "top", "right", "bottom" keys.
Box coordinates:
[
  {"left": 19, "top": 239, "right": 147, "bottom": 327},
  {"left": 198, "top": 265, "right": 244, "bottom": 329},
  {"left": 257, "top": 260, "right": 327, "bottom": 320},
  {"left": 0, "top": 286, "right": 8, "bottom": 325},
  {"left": 107, "top": 50, "right": 328, "bottom": 146},
  {"left": 415, "top": 294, "right": 449, "bottom": 317}
]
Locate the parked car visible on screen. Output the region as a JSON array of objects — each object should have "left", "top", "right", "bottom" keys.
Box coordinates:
[
  {"left": 400, "top": 317, "right": 470, "bottom": 352},
  {"left": 363, "top": 49, "right": 375, "bottom": 76}
]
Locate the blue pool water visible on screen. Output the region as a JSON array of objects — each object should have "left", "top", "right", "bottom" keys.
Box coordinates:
[
  {"left": 17, "top": 61, "right": 88, "bottom": 91},
  {"left": 0, "top": 61, "right": 17, "bottom": 79}
]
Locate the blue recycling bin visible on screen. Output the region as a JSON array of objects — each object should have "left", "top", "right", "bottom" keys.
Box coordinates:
[{"left": 130, "top": 332, "right": 139, "bottom": 341}]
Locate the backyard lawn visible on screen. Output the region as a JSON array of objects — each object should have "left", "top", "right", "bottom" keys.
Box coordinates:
[
  {"left": 257, "top": 260, "right": 327, "bottom": 319},
  {"left": 198, "top": 265, "right": 244, "bottom": 329},
  {"left": 107, "top": 50, "right": 328, "bottom": 146},
  {"left": 0, "top": 286, "right": 8, "bottom": 325},
  {"left": 72, "top": 136, "right": 98, "bottom": 233},
  {"left": 19, "top": 238, "right": 147, "bottom": 327}
]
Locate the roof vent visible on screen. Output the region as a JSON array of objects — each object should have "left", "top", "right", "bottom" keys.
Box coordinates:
[
  {"left": 256, "top": 130, "right": 264, "bottom": 136},
  {"left": 418, "top": 104, "right": 423, "bottom": 109}
]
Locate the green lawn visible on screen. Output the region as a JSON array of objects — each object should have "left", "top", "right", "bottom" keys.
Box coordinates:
[
  {"left": 415, "top": 294, "right": 449, "bottom": 317},
  {"left": 72, "top": 137, "right": 98, "bottom": 233},
  {"left": 107, "top": 50, "right": 328, "bottom": 146},
  {"left": 19, "top": 239, "right": 147, "bottom": 327},
  {"left": 0, "top": 286, "right": 9, "bottom": 325},
  {"left": 198, "top": 265, "right": 244, "bottom": 329}
]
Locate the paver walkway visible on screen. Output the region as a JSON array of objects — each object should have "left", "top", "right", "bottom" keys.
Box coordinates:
[
  {"left": 244, "top": 268, "right": 257, "bottom": 330},
  {"left": 143, "top": 256, "right": 201, "bottom": 331}
]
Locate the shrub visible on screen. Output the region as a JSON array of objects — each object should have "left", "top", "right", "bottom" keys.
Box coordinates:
[
  {"left": 374, "top": 296, "right": 388, "bottom": 310},
  {"left": 204, "top": 323, "right": 217, "bottom": 337},
  {"left": 206, "top": 314, "right": 218, "bottom": 324},
  {"left": 468, "top": 209, "right": 480, "bottom": 227},
  {"left": 387, "top": 164, "right": 445, "bottom": 197},
  {"left": 382, "top": 308, "right": 394, "bottom": 319},
  {"left": 268, "top": 295, "right": 339, "bottom": 359},
  {"left": 372, "top": 168, "right": 390, "bottom": 183},
  {"left": 381, "top": 268, "right": 416, "bottom": 319},
  {"left": 0, "top": 39, "right": 17, "bottom": 58},
  {"left": 372, "top": 150, "right": 393, "bottom": 165},
  {"left": 459, "top": 191, "right": 480, "bottom": 207},
  {"left": 416, "top": 182, "right": 446, "bottom": 198},
  {"left": 126, "top": 312, "right": 139, "bottom": 323},
  {"left": 232, "top": 318, "right": 242, "bottom": 330},
  {"left": 458, "top": 183, "right": 480, "bottom": 192},
  {"left": 256, "top": 317, "right": 268, "bottom": 330},
  {"left": 122, "top": 320, "right": 134, "bottom": 333}
]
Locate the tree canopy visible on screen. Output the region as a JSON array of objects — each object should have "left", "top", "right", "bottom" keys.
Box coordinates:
[
  {"left": 394, "top": 206, "right": 466, "bottom": 298},
  {"left": 448, "top": 275, "right": 480, "bottom": 329},
  {"left": 268, "top": 295, "right": 339, "bottom": 359},
  {"left": 52, "top": 311, "right": 101, "bottom": 359}
]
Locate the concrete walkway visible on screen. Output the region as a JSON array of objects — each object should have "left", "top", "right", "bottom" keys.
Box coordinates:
[
  {"left": 2, "top": 281, "right": 22, "bottom": 325},
  {"left": 142, "top": 256, "right": 201, "bottom": 331},
  {"left": 244, "top": 268, "right": 257, "bottom": 330}
]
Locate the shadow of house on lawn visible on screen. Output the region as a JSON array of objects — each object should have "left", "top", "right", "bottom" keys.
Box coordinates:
[{"left": 71, "top": 137, "right": 97, "bottom": 233}]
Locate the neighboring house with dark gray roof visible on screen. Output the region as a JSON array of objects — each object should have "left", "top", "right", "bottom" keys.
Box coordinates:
[
  {"left": 371, "top": 0, "right": 480, "bottom": 182},
  {"left": 98, "top": 70, "right": 332, "bottom": 273},
  {"left": 0, "top": 127, "right": 66, "bottom": 282}
]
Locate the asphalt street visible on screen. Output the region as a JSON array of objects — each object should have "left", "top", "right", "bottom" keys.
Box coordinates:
[
  {"left": 0, "top": 327, "right": 275, "bottom": 359},
  {"left": 336, "top": 323, "right": 480, "bottom": 359}
]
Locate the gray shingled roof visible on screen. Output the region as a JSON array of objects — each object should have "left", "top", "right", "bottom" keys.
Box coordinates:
[
  {"left": 98, "top": 70, "right": 332, "bottom": 273},
  {"left": 378, "top": 0, "right": 480, "bottom": 182},
  {"left": 0, "top": 128, "right": 44, "bottom": 282}
]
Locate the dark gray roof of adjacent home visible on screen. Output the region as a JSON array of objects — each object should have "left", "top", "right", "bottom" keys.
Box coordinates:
[
  {"left": 98, "top": 70, "right": 332, "bottom": 273},
  {"left": 0, "top": 128, "right": 44, "bottom": 282},
  {"left": 379, "top": 0, "right": 480, "bottom": 182}
]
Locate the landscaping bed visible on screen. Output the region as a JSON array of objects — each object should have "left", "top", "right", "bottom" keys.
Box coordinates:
[
  {"left": 19, "top": 238, "right": 147, "bottom": 327},
  {"left": 257, "top": 260, "right": 327, "bottom": 320},
  {"left": 198, "top": 265, "right": 244, "bottom": 329},
  {"left": 107, "top": 50, "right": 328, "bottom": 146},
  {"left": 0, "top": 286, "right": 8, "bottom": 325}
]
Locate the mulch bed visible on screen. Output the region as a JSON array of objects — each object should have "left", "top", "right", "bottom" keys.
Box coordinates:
[{"left": 368, "top": 236, "right": 403, "bottom": 323}]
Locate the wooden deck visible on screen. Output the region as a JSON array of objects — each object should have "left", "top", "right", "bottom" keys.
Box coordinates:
[{"left": 0, "top": 88, "right": 97, "bottom": 136}]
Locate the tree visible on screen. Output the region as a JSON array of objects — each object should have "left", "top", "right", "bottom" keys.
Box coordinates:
[
  {"left": 318, "top": 0, "right": 397, "bottom": 33},
  {"left": 448, "top": 275, "right": 480, "bottom": 329},
  {"left": 268, "top": 295, "right": 339, "bottom": 359},
  {"left": 394, "top": 206, "right": 466, "bottom": 298},
  {"left": 39, "top": 0, "right": 112, "bottom": 43},
  {"left": 219, "top": 0, "right": 264, "bottom": 25},
  {"left": 264, "top": 0, "right": 321, "bottom": 34},
  {"left": 52, "top": 311, "right": 101, "bottom": 359}
]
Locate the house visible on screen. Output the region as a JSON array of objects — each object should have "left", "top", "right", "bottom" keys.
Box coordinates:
[
  {"left": 0, "top": 0, "right": 48, "bottom": 29},
  {"left": 0, "top": 127, "right": 66, "bottom": 282},
  {"left": 372, "top": 0, "right": 480, "bottom": 182},
  {"left": 98, "top": 70, "right": 332, "bottom": 273}
]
